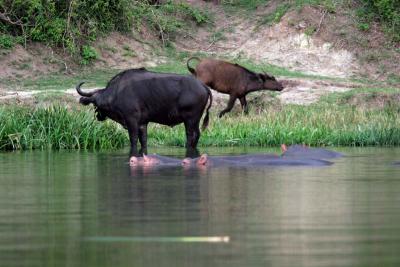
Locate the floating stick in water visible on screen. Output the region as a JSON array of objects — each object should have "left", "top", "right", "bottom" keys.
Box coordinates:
[{"left": 84, "top": 236, "right": 230, "bottom": 243}]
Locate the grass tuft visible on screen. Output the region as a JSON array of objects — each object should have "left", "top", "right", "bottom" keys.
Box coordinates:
[{"left": 0, "top": 106, "right": 127, "bottom": 151}]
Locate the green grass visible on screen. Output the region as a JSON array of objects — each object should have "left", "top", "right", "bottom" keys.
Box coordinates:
[
  {"left": 258, "top": 3, "right": 290, "bottom": 26},
  {"left": 221, "top": 0, "right": 269, "bottom": 12},
  {"left": 147, "top": 102, "right": 400, "bottom": 147},
  {"left": 1, "top": 94, "right": 400, "bottom": 151},
  {"left": 387, "top": 73, "right": 400, "bottom": 86},
  {"left": 0, "top": 106, "right": 127, "bottom": 151}
]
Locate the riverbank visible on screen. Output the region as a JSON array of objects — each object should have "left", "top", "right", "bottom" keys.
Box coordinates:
[{"left": 1, "top": 87, "right": 399, "bottom": 151}]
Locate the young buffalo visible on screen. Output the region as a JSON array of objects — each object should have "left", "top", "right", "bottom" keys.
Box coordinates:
[{"left": 187, "top": 57, "right": 284, "bottom": 117}]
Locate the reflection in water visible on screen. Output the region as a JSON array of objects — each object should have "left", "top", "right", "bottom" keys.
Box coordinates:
[{"left": 0, "top": 148, "right": 400, "bottom": 267}]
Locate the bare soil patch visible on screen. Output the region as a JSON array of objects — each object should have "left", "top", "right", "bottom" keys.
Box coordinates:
[
  {"left": 0, "top": 43, "right": 65, "bottom": 81},
  {"left": 277, "top": 78, "right": 358, "bottom": 105},
  {"left": 176, "top": 2, "right": 359, "bottom": 78},
  {"left": 0, "top": 32, "right": 162, "bottom": 82},
  {"left": 94, "top": 32, "right": 166, "bottom": 69}
]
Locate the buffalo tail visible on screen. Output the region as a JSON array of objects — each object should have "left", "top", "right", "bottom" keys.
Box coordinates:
[
  {"left": 201, "top": 86, "right": 213, "bottom": 131},
  {"left": 187, "top": 56, "right": 200, "bottom": 76}
]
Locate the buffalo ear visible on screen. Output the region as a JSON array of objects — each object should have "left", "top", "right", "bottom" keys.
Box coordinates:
[{"left": 79, "top": 97, "right": 94, "bottom": 106}]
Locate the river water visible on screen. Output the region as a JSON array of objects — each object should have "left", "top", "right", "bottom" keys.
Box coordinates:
[{"left": 1, "top": 147, "right": 400, "bottom": 267}]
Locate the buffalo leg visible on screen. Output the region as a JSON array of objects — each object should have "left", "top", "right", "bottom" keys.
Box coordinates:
[
  {"left": 186, "top": 148, "right": 200, "bottom": 158},
  {"left": 239, "top": 96, "right": 248, "bottom": 114},
  {"left": 138, "top": 124, "right": 148, "bottom": 155},
  {"left": 184, "top": 119, "right": 201, "bottom": 158},
  {"left": 219, "top": 95, "right": 237, "bottom": 118},
  {"left": 184, "top": 121, "right": 200, "bottom": 149},
  {"left": 125, "top": 118, "right": 139, "bottom": 157}
]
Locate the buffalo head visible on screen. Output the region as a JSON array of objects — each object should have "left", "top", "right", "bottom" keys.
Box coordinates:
[
  {"left": 259, "top": 73, "right": 284, "bottom": 91},
  {"left": 76, "top": 82, "right": 107, "bottom": 121}
]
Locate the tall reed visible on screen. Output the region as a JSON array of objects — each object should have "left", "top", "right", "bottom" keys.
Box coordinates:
[
  {"left": 148, "top": 104, "right": 400, "bottom": 147},
  {"left": 0, "top": 106, "right": 127, "bottom": 151},
  {"left": 1, "top": 103, "right": 399, "bottom": 151}
]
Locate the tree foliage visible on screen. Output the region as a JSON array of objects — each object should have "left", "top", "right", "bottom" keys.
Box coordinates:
[{"left": 0, "top": 0, "right": 209, "bottom": 56}]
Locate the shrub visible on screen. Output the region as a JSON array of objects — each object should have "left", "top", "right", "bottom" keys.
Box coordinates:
[
  {"left": 0, "top": 34, "right": 14, "bottom": 49},
  {"left": 81, "top": 45, "right": 98, "bottom": 65},
  {"left": 132, "top": 0, "right": 210, "bottom": 44}
]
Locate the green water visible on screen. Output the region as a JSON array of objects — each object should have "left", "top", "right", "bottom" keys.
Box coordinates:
[{"left": 1, "top": 147, "right": 400, "bottom": 267}]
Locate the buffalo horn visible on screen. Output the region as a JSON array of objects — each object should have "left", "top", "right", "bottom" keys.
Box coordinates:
[{"left": 76, "top": 82, "right": 101, "bottom": 97}]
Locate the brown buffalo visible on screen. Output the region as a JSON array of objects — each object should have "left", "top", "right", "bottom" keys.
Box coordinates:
[{"left": 187, "top": 57, "right": 284, "bottom": 117}]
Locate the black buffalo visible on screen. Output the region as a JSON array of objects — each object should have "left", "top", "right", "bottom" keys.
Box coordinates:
[{"left": 76, "top": 68, "right": 212, "bottom": 157}]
